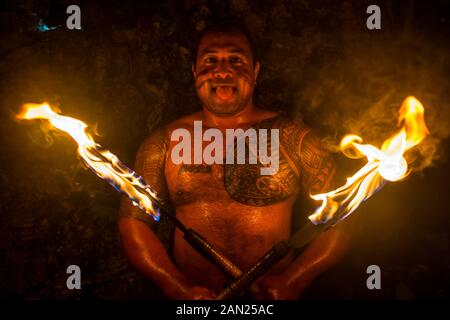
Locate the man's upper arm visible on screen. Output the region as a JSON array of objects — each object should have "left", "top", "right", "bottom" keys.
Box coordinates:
[
  {"left": 119, "top": 126, "right": 170, "bottom": 226},
  {"left": 298, "top": 130, "right": 336, "bottom": 195}
]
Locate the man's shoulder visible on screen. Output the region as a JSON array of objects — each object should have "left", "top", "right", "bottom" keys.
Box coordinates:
[
  {"left": 272, "top": 115, "right": 332, "bottom": 163},
  {"left": 138, "top": 112, "right": 203, "bottom": 151},
  {"left": 272, "top": 115, "right": 311, "bottom": 146},
  {"left": 138, "top": 126, "right": 170, "bottom": 154},
  {"left": 165, "top": 112, "right": 203, "bottom": 131}
]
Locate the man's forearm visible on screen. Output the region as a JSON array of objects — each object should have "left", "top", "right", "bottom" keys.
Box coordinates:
[
  {"left": 282, "top": 226, "right": 350, "bottom": 296},
  {"left": 119, "top": 218, "right": 192, "bottom": 299}
]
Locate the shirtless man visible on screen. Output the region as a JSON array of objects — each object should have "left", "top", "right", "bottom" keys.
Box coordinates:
[{"left": 118, "top": 18, "right": 350, "bottom": 300}]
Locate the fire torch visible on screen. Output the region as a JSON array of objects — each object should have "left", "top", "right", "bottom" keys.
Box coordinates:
[
  {"left": 16, "top": 103, "right": 244, "bottom": 281},
  {"left": 17, "top": 96, "right": 429, "bottom": 300},
  {"left": 217, "top": 96, "right": 429, "bottom": 299}
]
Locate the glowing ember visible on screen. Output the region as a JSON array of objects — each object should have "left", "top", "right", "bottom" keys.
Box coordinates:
[
  {"left": 309, "top": 96, "right": 429, "bottom": 225},
  {"left": 17, "top": 103, "right": 161, "bottom": 221}
]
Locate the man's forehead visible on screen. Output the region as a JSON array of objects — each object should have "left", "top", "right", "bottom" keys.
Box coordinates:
[{"left": 198, "top": 32, "right": 252, "bottom": 55}]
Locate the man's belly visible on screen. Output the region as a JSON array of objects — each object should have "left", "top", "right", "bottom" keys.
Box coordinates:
[{"left": 172, "top": 199, "right": 296, "bottom": 292}]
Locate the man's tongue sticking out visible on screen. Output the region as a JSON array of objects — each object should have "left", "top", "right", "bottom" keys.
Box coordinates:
[{"left": 216, "top": 86, "right": 234, "bottom": 100}]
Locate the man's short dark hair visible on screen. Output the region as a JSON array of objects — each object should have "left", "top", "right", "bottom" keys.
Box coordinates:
[{"left": 193, "top": 17, "right": 259, "bottom": 65}]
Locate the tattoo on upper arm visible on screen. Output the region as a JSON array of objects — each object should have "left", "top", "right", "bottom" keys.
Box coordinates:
[
  {"left": 137, "top": 129, "right": 170, "bottom": 199},
  {"left": 120, "top": 127, "right": 170, "bottom": 222},
  {"left": 299, "top": 132, "right": 336, "bottom": 195}
]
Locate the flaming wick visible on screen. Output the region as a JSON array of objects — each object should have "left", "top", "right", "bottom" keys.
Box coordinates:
[
  {"left": 308, "top": 96, "right": 429, "bottom": 225},
  {"left": 17, "top": 102, "right": 247, "bottom": 281},
  {"left": 218, "top": 96, "right": 430, "bottom": 299},
  {"left": 17, "top": 103, "right": 166, "bottom": 221}
]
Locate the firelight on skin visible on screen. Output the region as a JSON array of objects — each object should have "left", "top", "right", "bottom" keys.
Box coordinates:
[
  {"left": 170, "top": 120, "right": 280, "bottom": 175},
  {"left": 15, "top": 17, "right": 432, "bottom": 299},
  {"left": 16, "top": 95, "right": 430, "bottom": 299}
]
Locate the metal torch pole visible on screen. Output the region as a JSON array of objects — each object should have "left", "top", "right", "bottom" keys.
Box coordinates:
[
  {"left": 89, "top": 146, "right": 244, "bottom": 280},
  {"left": 136, "top": 186, "right": 244, "bottom": 280},
  {"left": 216, "top": 221, "right": 332, "bottom": 300}
]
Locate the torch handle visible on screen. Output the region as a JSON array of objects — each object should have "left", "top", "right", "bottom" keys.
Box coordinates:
[
  {"left": 89, "top": 147, "right": 244, "bottom": 280},
  {"left": 217, "top": 241, "right": 291, "bottom": 300},
  {"left": 184, "top": 228, "right": 243, "bottom": 279}
]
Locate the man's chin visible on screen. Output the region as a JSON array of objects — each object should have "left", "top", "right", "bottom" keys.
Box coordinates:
[{"left": 204, "top": 102, "right": 245, "bottom": 117}]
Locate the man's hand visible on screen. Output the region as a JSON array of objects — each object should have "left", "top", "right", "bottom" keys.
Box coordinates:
[
  {"left": 253, "top": 274, "right": 299, "bottom": 300},
  {"left": 253, "top": 227, "right": 350, "bottom": 300},
  {"left": 189, "top": 286, "right": 217, "bottom": 300},
  {"left": 169, "top": 284, "right": 216, "bottom": 300}
]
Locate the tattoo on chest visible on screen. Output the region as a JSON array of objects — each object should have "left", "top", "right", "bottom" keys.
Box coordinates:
[
  {"left": 223, "top": 117, "right": 300, "bottom": 206},
  {"left": 170, "top": 117, "right": 326, "bottom": 207},
  {"left": 179, "top": 164, "right": 212, "bottom": 174},
  {"left": 224, "top": 159, "right": 298, "bottom": 206}
]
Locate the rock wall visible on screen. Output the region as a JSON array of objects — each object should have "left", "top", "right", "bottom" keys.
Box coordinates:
[{"left": 0, "top": 0, "right": 449, "bottom": 299}]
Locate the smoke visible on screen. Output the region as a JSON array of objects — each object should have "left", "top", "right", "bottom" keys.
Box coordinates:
[
  {"left": 293, "top": 22, "right": 450, "bottom": 173},
  {"left": 185, "top": 2, "right": 450, "bottom": 174}
]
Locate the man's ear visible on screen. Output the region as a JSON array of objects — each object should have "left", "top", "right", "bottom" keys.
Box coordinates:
[
  {"left": 254, "top": 61, "right": 260, "bottom": 83},
  {"left": 192, "top": 64, "right": 196, "bottom": 79}
]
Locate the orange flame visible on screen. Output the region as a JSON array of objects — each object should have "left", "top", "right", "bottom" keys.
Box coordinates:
[
  {"left": 309, "top": 96, "right": 429, "bottom": 224},
  {"left": 17, "top": 103, "right": 161, "bottom": 220}
]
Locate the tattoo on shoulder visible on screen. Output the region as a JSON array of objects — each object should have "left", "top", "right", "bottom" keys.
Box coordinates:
[
  {"left": 274, "top": 117, "right": 336, "bottom": 195},
  {"left": 299, "top": 132, "right": 336, "bottom": 195}
]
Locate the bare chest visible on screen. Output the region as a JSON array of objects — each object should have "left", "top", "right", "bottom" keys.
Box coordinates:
[
  {"left": 165, "top": 158, "right": 300, "bottom": 207},
  {"left": 166, "top": 163, "right": 228, "bottom": 205}
]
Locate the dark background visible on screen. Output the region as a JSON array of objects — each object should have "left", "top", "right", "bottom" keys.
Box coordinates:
[{"left": 1, "top": 0, "right": 449, "bottom": 299}]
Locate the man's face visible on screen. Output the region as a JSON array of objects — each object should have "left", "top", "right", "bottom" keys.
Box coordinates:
[{"left": 193, "top": 31, "right": 260, "bottom": 117}]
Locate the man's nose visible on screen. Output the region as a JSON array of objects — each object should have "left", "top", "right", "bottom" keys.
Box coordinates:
[{"left": 214, "top": 60, "right": 232, "bottom": 78}]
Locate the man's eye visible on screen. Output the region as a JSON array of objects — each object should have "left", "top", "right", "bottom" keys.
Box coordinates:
[
  {"left": 229, "top": 57, "right": 242, "bottom": 63},
  {"left": 205, "top": 57, "right": 217, "bottom": 63}
]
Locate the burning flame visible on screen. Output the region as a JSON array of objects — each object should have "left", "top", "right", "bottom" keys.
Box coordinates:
[
  {"left": 17, "top": 103, "right": 161, "bottom": 220},
  {"left": 17, "top": 97, "right": 429, "bottom": 226},
  {"left": 309, "top": 96, "right": 429, "bottom": 224}
]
